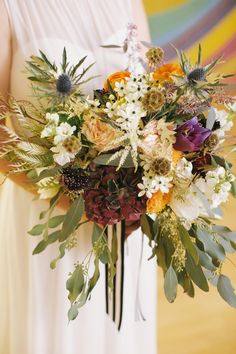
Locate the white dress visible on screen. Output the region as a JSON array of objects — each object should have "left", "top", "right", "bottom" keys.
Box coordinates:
[{"left": 0, "top": 1, "right": 157, "bottom": 353}]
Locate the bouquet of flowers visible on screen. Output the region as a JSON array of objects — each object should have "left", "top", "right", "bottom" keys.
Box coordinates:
[{"left": 1, "top": 25, "right": 236, "bottom": 326}]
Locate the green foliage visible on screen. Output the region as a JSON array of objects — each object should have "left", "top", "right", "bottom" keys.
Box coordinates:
[
  {"left": 164, "top": 265, "right": 178, "bottom": 303},
  {"left": 59, "top": 196, "right": 84, "bottom": 241},
  {"left": 178, "top": 224, "right": 199, "bottom": 265},
  {"left": 185, "top": 252, "right": 209, "bottom": 292},
  {"left": 66, "top": 265, "right": 84, "bottom": 303},
  {"left": 217, "top": 275, "right": 236, "bottom": 308}
]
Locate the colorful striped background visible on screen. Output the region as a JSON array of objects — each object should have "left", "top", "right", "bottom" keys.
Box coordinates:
[{"left": 143, "top": 0, "right": 236, "bottom": 87}]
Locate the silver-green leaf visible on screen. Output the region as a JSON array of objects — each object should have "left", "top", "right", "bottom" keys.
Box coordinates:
[
  {"left": 217, "top": 275, "right": 236, "bottom": 308},
  {"left": 59, "top": 196, "right": 84, "bottom": 241},
  {"left": 164, "top": 265, "right": 178, "bottom": 303}
]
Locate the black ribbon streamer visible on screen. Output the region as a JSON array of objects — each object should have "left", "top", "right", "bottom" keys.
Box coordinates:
[{"left": 105, "top": 221, "right": 125, "bottom": 330}]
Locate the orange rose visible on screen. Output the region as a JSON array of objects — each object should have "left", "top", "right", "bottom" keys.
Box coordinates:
[
  {"left": 153, "top": 64, "right": 183, "bottom": 83},
  {"left": 104, "top": 71, "right": 130, "bottom": 92},
  {"left": 146, "top": 190, "right": 172, "bottom": 214}
]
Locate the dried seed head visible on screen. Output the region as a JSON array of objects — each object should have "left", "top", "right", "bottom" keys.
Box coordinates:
[
  {"left": 204, "top": 133, "right": 219, "bottom": 151},
  {"left": 56, "top": 73, "right": 72, "bottom": 94},
  {"left": 63, "top": 135, "right": 81, "bottom": 154},
  {"left": 146, "top": 47, "right": 164, "bottom": 66},
  {"left": 187, "top": 68, "right": 205, "bottom": 82},
  {"left": 152, "top": 157, "right": 171, "bottom": 176},
  {"left": 142, "top": 88, "right": 165, "bottom": 112}
]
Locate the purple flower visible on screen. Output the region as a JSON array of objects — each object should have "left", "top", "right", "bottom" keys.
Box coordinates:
[{"left": 174, "top": 117, "right": 211, "bottom": 152}]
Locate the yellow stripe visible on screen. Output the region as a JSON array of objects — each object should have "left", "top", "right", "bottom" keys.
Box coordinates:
[
  {"left": 172, "top": 8, "right": 236, "bottom": 63},
  {"left": 143, "top": 0, "right": 188, "bottom": 16},
  {"left": 217, "top": 55, "right": 236, "bottom": 75}
]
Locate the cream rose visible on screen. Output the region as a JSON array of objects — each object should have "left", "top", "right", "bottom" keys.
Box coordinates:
[{"left": 82, "top": 114, "right": 122, "bottom": 152}]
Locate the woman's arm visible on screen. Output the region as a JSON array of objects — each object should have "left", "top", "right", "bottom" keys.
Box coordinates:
[
  {"left": 0, "top": 1, "right": 28, "bottom": 186},
  {"left": 0, "top": 1, "right": 46, "bottom": 190}
]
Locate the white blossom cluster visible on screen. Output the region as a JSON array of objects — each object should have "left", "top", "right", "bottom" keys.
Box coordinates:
[
  {"left": 41, "top": 112, "right": 79, "bottom": 166},
  {"left": 195, "top": 166, "right": 235, "bottom": 208}
]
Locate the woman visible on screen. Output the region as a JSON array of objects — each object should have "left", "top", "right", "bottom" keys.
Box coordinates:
[{"left": 0, "top": 1, "right": 157, "bottom": 353}]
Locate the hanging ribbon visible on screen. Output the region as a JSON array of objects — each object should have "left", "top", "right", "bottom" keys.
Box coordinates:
[{"left": 105, "top": 220, "right": 125, "bottom": 330}]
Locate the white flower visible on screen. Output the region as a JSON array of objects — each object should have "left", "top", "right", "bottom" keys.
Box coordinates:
[
  {"left": 170, "top": 186, "right": 202, "bottom": 221},
  {"left": 45, "top": 112, "right": 60, "bottom": 125},
  {"left": 41, "top": 125, "right": 56, "bottom": 139},
  {"left": 117, "top": 103, "right": 145, "bottom": 128},
  {"left": 213, "top": 108, "right": 233, "bottom": 138},
  {"left": 51, "top": 143, "right": 76, "bottom": 166},
  {"left": 41, "top": 113, "right": 60, "bottom": 138},
  {"left": 195, "top": 166, "right": 234, "bottom": 209},
  {"left": 226, "top": 99, "right": 236, "bottom": 113},
  {"left": 54, "top": 122, "right": 76, "bottom": 145},
  {"left": 125, "top": 75, "right": 148, "bottom": 97},
  {"left": 85, "top": 97, "right": 100, "bottom": 108},
  {"left": 114, "top": 80, "right": 126, "bottom": 96},
  {"left": 154, "top": 176, "right": 172, "bottom": 194},
  {"left": 175, "top": 158, "right": 193, "bottom": 179},
  {"left": 104, "top": 102, "right": 118, "bottom": 118},
  {"left": 126, "top": 91, "right": 141, "bottom": 104},
  {"left": 138, "top": 176, "right": 157, "bottom": 199}
]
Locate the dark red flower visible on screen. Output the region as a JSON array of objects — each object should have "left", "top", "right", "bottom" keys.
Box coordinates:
[{"left": 83, "top": 166, "right": 146, "bottom": 225}]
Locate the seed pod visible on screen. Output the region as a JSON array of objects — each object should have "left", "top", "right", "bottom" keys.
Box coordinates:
[
  {"left": 63, "top": 136, "right": 81, "bottom": 154},
  {"left": 142, "top": 88, "right": 165, "bottom": 112},
  {"left": 56, "top": 73, "right": 72, "bottom": 94},
  {"left": 204, "top": 133, "right": 219, "bottom": 151},
  {"left": 152, "top": 157, "right": 171, "bottom": 176}
]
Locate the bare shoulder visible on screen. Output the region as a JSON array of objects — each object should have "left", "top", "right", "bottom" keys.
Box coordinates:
[
  {"left": 0, "top": 0, "right": 12, "bottom": 98},
  {"left": 130, "top": 0, "right": 150, "bottom": 42}
]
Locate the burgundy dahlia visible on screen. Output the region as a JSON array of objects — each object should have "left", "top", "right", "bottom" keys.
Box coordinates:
[
  {"left": 84, "top": 166, "right": 146, "bottom": 225},
  {"left": 174, "top": 117, "right": 211, "bottom": 152}
]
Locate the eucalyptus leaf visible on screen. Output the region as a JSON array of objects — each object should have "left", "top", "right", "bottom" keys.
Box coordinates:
[
  {"left": 92, "top": 223, "right": 104, "bottom": 244},
  {"left": 66, "top": 265, "right": 84, "bottom": 303},
  {"left": 48, "top": 215, "right": 65, "bottom": 228},
  {"left": 59, "top": 196, "right": 84, "bottom": 241},
  {"left": 88, "top": 257, "right": 100, "bottom": 294},
  {"left": 179, "top": 224, "right": 199, "bottom": 264},
  {"left": 68, "top": 303, "right": 79, "bottom": 321},
  {"left": 197, "top": 249, "right": 216, "bottom": 272},
  {"left": 186, "top": 252, "right": 209, "bottom": 292},
  {"left": 50, "top": 242, "right": 67, "bottom": 269},
  {"left": 33, "top": 230, "right": 61, "bottom": 255},
  {"left": 28, "top": 223, "right": 46, "bottom": 236},
  {"left": 164, "top": 265, "right": 178, "bottom": 303},
  {"left": 140, "top": 214, "right": 153, "bottom": 243},
  {"left": 212, "top": 225, "right": 236, "bottom": 243},
  {"left": 187, "top": 280, "right": 195, "bottom": 298},
  {"left": 231, "top": 181, "right": 236, "bottom": 197},
  {"left": 215, "top": 234, "right": 236, "bottom": 254},
  {"left": 204, "top": 269, "right": 219, "bottom": 287},
  {"left": 197, "top": 228, "right": 226, "bottom": 262},
  {"left": 217, "top": 275, "right": 236, "bottom": 308}
]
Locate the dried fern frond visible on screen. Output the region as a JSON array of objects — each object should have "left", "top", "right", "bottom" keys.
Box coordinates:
[
  {"left": 15, "top": 150, "right": 53, "bottom": 168},
  {"left": 17, "top": 141, "right": 48, "bottom": 155},
  {"left": 0, "top": 125, "right": 20, "bottom": 143}
]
